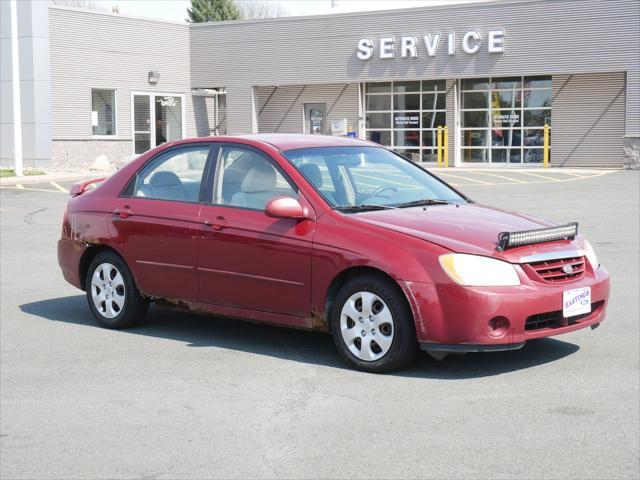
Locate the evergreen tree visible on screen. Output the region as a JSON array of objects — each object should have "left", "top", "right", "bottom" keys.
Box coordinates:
[{"left": 186, "top": 0, "right": 241, "bottom": 23}]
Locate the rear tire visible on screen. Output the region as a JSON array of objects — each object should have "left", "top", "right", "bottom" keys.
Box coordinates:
[
  {"left": 85, "top": 251, "right": 147, "bottom": 329},
  {"left": 330, "top": 274, "right": 418, "bottom": 373}
]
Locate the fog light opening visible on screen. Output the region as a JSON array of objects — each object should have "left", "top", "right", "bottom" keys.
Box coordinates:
[{"left": 488, "top": 316, "right": 510, "bottom": 338}]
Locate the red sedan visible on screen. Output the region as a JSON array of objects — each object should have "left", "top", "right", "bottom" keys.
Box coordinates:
[{"left": 58, "top": 134, "right": 610, "bottom": 372}]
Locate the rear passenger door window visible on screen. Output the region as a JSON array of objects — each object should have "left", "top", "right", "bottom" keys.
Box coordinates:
[
  {"left": 213, "top": 145, "right": 297, "bottom": 210},
  {"left": 133, "top": 145, "right": 210, "bottom": 203}
]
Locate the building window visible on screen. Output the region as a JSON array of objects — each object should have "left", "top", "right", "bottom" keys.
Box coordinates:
[
  {"left": 91, "top": 89, "right": 116, "bottom": 136},
  {"left": 365, "top": 80, "right": 447, "bottom": 162},
  {"left": 460, "top": 76, "right": 551, "bottom": 163}
]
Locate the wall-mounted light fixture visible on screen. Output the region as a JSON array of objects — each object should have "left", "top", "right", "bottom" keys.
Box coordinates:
[{"left": 148, "top": 71, "right": 160, "bottom": 84}]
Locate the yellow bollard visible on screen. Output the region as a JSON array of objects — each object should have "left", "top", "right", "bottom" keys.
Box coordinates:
[
  {"left": 437, "top": 126, "right": 443, "bottom": 167},
  {"left": 543, "top": 124, "right": 549, "bottom": 168},
  {"left": 443, "top": 126, "right": 449, "bottom": 168}
]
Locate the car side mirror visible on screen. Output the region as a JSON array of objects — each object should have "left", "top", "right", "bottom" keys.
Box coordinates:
[{"left": 265, "top": 197, "right": 312, "bottom": 220}]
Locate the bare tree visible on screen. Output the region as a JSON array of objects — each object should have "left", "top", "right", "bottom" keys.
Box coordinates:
[
  {"left": 236, "top": 0, "right": 287, "bottom": 20},
  {"left": 49, "top": 0, "right": 108, "bottom": 11}
]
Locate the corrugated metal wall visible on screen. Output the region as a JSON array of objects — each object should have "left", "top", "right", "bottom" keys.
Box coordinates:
[
  {"left": 49, "top": 7, "right": 193, "bottom": 140},
  {"left": 257, "top": 84, "right": 358, "bottom": 134},
  {"left": 627, "top": 69, "right": 640, "bottom": 137},
  {"left": 552, "top": 73, "right": 626, "bottom": 167},
  {"left": 224, "top": 85, "right": 256, "bottom": 134},
  {"left": 191, "top": 0, "right": 639, "bottom": 140}
]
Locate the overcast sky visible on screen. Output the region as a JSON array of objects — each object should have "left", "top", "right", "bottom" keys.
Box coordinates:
[{"left": 83, "top": 0, "right": 485, "bottom": 22}]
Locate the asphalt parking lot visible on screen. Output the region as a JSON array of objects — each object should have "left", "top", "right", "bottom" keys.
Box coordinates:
[{"left": 1, "top": 169, "right": 638, "bottom": 479}]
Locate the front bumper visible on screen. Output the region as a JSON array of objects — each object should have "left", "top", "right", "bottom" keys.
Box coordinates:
[{"left": 401, "top": 265, "right": 610, "bottom": 351}]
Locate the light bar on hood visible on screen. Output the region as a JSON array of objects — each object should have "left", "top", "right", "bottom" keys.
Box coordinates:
[{"left": 496, "top": 222, "right": 578, "bottom": 251}]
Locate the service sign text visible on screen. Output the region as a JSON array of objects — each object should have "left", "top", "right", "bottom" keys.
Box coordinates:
[{"left": 356, "top": 30, "right": 505, "bottom": 60}]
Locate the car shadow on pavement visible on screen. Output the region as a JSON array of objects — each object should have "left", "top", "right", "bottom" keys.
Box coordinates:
[{"left": 20, "top": 295, "right": 580, "bottom": 379}]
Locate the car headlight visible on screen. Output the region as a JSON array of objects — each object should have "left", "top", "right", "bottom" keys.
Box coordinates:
[
  {"left": 584, "top": 240, "right": 599, "bottom": 270},
  {"left": 439, "top": 254, "right": 521, "bottom": 286}
]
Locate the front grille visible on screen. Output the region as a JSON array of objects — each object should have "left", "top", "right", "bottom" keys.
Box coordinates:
[
  {"left": 525, "top": 301, "right": 604, "bottom": 331},
  {"left": 525, "top": 256, "right": 586, "bottom": 283}
]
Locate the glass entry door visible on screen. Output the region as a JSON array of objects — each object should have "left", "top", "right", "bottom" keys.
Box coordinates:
[
  {"left": 133, "top": 93, "right": 184, "bottom": 154},
  {"left": 133, "top": 95, "right": 151, "bottom": 154}
]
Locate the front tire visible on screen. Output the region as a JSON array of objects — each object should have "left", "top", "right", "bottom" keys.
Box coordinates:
[
  {"left": 330, "top": 274, "right": 418, "bottom": 373},
  {"left": 85, "top": 251, "right": 147, "bottom": 329}
]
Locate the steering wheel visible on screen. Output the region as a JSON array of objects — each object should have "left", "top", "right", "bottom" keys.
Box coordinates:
[{"left": 368, "top": 186, "right": 398, "bottom": 198}]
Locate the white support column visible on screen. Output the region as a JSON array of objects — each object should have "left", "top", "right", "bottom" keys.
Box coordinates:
[
  {"left": 214, "top": 92, "right": 219, "bottom": 135},
  {"left": 357, "top": 82, "right": 365, "bottom": 138},
  {"left": 220, "top": 85, "right": 255, "bottom": 134},
  {"left": 453, "top": 79, "right": 461, "bottom": 167},
  {"left": 251, "top": 86, "right": 259, "bottom": 134},
  {"left": 9, "top": 0, "right": 23, "bottom": 176},
  {"left": 444, "top": 78, "right": 457, "bottom": 168}
]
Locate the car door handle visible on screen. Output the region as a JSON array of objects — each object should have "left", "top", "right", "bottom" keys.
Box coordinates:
[
  {"left": 204, "top": 215, "right": 228, "bottom": 231},
  {"left": 113, "top": 206, "right": 134, "bottom": 219}
]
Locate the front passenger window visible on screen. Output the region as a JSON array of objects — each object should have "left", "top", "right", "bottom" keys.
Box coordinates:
[
  {"left": 215, "top": 147, "right": 297, "bottom": 211},
  {"left": 134, "top": 146, "right": 209, "bottom": 202}
]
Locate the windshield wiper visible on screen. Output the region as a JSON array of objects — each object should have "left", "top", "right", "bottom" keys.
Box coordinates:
[
  {"left": 335, "top": 204, "right": 396, "bottom": 213},
  {"left": 395, "top": 199, "right": 453, "bottom": 208}
]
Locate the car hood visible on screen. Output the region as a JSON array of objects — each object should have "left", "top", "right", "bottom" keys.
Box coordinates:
[{"left": 353, "top": 203, "right": 579, "bottom": 262}]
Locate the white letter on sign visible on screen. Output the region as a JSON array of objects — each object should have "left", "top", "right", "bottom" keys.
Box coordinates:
[
  {"left": 379, "top": 37, "right": 395, "bottom": 59},
  {"left": 488, "top": 30, "right": 505, "bottom": 53},
  {"left": 462, "top": 31, "right": 481, "bottom": 54},
  {"left": 447, "top": 33, "right": 455, "bottom": 55},
  {"left": 356, "top": 38, "right": 373, "bottom": 60},
  {"left": 400, "top": 37, "right": 417, "bottom": 58},
  {"left": 422, "top": 33, "right": 441, "bottom": 56}
]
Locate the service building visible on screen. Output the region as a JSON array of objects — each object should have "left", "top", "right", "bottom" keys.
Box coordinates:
[{"left": 1, "top": 0, "right": 638, "bottom": 169}]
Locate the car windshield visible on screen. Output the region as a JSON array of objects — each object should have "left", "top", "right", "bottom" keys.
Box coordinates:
[{"left": 282, "top": 146, "right": 467, "bottom": 210}]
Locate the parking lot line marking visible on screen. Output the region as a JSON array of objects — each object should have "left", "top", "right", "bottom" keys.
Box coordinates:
[
  {"left": 15, "top": 184, "right": 24, "bottom": 189},
  {"left": 517, "top": 171, "right": 563, "bottom": 182},
  {"left": 349, "top": 176, "right": 379, "bottom": 189},
  {"left": 435, "top": 172, "right": 491, "bottom": 184},
  {"left": 558, "top": 171, "right": 587, "bottom": 178},
  {"left": 50, "top": 182, "right": 68, "bottom": 193},
  {"left": 563, "top": 171, "right": 612, "bottom": 182},
  {"left": 426, "top": 169, "right": 618, "bottom": 188},
  {"left": 352, "top": 172, "right": 414, "bottom": 187},
  {"left": 466, "top": 171, "right": 528, "bottom": 184},
  {"left": 0, "top": 186, "right": 67, "bottom": 193}
]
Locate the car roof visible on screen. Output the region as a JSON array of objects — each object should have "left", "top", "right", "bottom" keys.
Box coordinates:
[{"left": 190, "top": 133, "right": 377, "bottom": 151}]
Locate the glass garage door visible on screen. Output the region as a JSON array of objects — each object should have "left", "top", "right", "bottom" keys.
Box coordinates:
[
  {"left": 460, "top": 76, "right": 552, "bottom": 163},
  {"left": 364, "top": 80, "right": 447, "bottom": 162}
]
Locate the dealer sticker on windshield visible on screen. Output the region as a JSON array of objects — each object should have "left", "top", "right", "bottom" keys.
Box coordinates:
[{"left": 563, "top": 287, "right": 591, "bottom": 318}]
